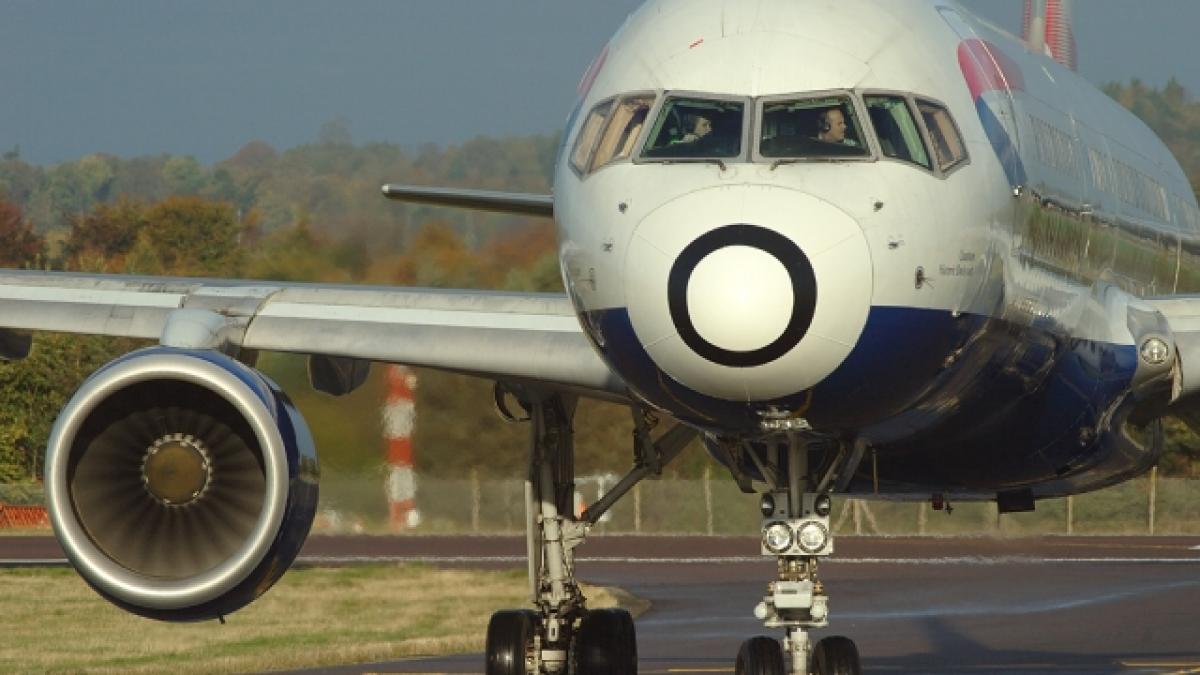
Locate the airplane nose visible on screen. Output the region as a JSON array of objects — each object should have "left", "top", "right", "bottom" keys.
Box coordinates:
[{"left": 625, "top": 185, "right": 871, "bottom": 401}]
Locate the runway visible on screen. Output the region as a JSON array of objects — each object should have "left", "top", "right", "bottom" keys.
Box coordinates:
[{"left": 5, "top": 535, "right": 1200, "bottom": 673}]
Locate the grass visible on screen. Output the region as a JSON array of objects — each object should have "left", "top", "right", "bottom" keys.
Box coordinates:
[{"left": 0, "top": 564, "right": 645, "bottom": 674}]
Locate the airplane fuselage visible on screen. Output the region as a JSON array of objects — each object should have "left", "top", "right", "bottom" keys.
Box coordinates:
[{"left": 552, "top": 0, "right": 1199, "bottom": 498}]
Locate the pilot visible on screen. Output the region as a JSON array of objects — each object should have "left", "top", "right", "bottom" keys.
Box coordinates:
[
  {"left": 816, "top": 108, "right": 848, "bottom": 144},
  {"left": 676, "top": 114, "right": 712, "bottom": 144}
]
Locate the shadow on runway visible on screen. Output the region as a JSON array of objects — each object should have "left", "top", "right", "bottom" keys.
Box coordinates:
[{"left": 864, "top": 615, "right": 1200, "bottom": 673}]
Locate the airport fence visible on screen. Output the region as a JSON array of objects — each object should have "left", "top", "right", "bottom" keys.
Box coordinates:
[
  {"left": 4, "top": 469, "right": 1199, "bottom": 535},
  {"left": 316, "top": 467, "right": 1200, "bottom": 537}
]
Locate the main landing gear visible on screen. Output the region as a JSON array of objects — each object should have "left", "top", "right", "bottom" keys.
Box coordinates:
[
  {"left": 733, "top": 434, "right": 861, "bottom": 675},
  {"left": 485, "top": 388, "right": 694, "bottom": 675}
]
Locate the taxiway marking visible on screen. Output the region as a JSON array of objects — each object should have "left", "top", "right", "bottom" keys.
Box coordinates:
[{"left": 1121, "top": 662, "right": 1200, "bottom": 674}]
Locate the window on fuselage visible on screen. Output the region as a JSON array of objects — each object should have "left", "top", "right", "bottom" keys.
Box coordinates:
[
  {"left": 758, "top": 95, "right": 869, "bottom": 159},
  {"left": 916, "top": 99, "right": 968, "bottom": 172},
  {"left": 570, "top": 98, "right": 614, "bottom": 174},
  {"left": 590, "top": 94, "right": 655, "bottom": 171},
  {"left": 863, "top": 95, "right": 931, "bottom": 170},
  {"left": 641, "top": 97, "right": 744, "bottom": 160}
]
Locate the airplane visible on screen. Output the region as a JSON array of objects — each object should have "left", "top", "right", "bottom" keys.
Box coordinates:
[{"left": 1, "top": 0, "right": 1198, "bottom": 673}]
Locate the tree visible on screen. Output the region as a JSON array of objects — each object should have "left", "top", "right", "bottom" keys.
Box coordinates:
[
  {"left": 225, "top": 140, "right": 279, "bottom": 170},
  {"left": 109, "top": 155, "right": 171, "bottom": 202},
  {"left": 397, "top": 220, "right": 479, "bottom": 288},
  {"left": 0, "top": 198, "right": 44, "bottom": 267},
  {"left": 1161, "top": 417, "right": 1200, "bottom": 478},
  {"left": 76, "top": 154, "right": 116, "bottom": 205},
  {"left": 1105, "top": 79, "right": 1200, "bottom": 182},
  {"left": 63, "top": 197, "right": 146, "bottom": 272},
  {"left": 124, "top": 196, "right": 244, "bottom": 276},
  {"left": 246, "top": 217, "right": 353, "bottom": 283},
  {"left": 0, "top": 158, "right": 44, "bottom": 207},
  {"left": 162, "top": 156, "right": 204, "bottom": 195},
  {"left": 478, "top": 220, "right": 558, "bottom": 289},
  {"left": 0, "top": 334, "right": 137, "bottom": 483}
]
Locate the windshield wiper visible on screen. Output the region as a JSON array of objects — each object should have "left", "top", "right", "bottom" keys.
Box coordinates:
[
  {"left": 770, "top": 158, "right": 801, "bottom": 171},
  {"left": 661, "top": 158, "right": 728, "bottom": 171}
]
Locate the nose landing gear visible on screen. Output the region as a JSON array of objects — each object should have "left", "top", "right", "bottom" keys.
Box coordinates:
[{"left": 735, "top": 437, "right": 861, "bottom": 675}]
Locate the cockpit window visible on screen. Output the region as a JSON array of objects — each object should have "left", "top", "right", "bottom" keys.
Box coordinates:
[
  {"left": 590, "top": 94, "right": 655, "bottom": 171},
  {"left": 916, "top": 99, "right": 968, "bottom": 172},
  {"left": 641, "top": 97, "right": 744, "bottom": 159},
  {"left": 570, "top": 98, "right": 614, "bottom": 174},
  {"left": 758, "top": 96, "right": 869, "bottom": 159},
  {"left": 863, "top": 95, "right": 932, "bottom": 169}
]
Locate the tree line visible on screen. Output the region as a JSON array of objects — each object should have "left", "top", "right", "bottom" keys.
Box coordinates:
[{"left": 3, "top": 80, "right": 1200, "bottom": 484}]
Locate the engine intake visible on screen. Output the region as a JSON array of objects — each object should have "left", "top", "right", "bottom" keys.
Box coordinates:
[{"left": 45, "top": 347, "right": 319, "bottom": 621}]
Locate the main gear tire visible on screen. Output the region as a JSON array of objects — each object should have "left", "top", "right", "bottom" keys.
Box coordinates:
[
  {"left": 574, "top": 608, "right": 638, "bottom": 674},
  {"left": 485, "top": 609, "right": 538, "bottom": 675}
]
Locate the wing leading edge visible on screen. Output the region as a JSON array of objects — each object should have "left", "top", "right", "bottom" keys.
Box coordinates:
[{"left": 0, "top": 270, "right": 625, "bottom": 400}]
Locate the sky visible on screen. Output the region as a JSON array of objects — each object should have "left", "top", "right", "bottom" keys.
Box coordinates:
[{"left": 1, "top": 1, "right": 1197, "bottom": 166}]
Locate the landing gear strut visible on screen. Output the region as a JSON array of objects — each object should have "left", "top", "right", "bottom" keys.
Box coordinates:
[
  {"left": 485, "top": 389, "right": 693, "bottom": 675},
  {"left": 735, "top": 434, "right": 861, "bottom": 675}
]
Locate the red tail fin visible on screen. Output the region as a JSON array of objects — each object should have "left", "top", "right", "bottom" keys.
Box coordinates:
[{"left": 1022, "top": 0, "right": 1077, "bottom": 71}]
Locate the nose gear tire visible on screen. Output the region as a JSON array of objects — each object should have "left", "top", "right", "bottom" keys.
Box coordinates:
[
  {"left": 735, "top": 636, "right": 785, "bottom": 675},
  {"left": 574, "top": 608, "right": 638, "bottom": 674},
  {"left": 811, "top": 636, "right": 860, "bottom": 675}
]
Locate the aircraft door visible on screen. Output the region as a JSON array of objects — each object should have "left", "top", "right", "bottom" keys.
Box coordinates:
[{"left": 939, "top": 7, "right": 1026, "bottom": 190}]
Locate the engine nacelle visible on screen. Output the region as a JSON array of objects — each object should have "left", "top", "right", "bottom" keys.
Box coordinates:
[{"left": 44, "top": 347, "right": 319, "bottom": 621}]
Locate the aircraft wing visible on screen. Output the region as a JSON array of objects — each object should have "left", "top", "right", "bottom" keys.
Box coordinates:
[{"left": 0, "top": 269, "right": 626, "bottom": 399}]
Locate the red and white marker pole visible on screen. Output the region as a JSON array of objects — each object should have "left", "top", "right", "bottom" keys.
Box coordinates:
[{"left": 383, "top": 365, "right": 420, "bottom": 530}]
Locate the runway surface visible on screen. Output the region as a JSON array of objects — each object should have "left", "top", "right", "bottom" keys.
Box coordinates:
[{"left": 5, "top": 534, "right": 1200, "bottom": 673}]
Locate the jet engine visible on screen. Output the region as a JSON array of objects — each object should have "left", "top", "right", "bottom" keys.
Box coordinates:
[{"left": 44, "top": 347, "right": 319, "bottom": 621}]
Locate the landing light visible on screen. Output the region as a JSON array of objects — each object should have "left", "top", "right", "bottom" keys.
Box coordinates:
[
  {"left": 763, "top": 522, "right": 793, "bottom": 554},
  {"left": 797, "top": 521, "right": 829, "bottom": 554},
  {"left": 1140, "top": 337, "right": 1170, "bottom": 366}
]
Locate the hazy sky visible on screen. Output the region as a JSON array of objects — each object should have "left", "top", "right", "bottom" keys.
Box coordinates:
[{"left": 2, "top": 1, "right": 1197, "bottom": 165}]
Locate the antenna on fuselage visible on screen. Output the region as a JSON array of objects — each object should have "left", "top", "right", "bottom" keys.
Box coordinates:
[{"left": 1022, "top": 0, "right": 1077, "bottom": 71}]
